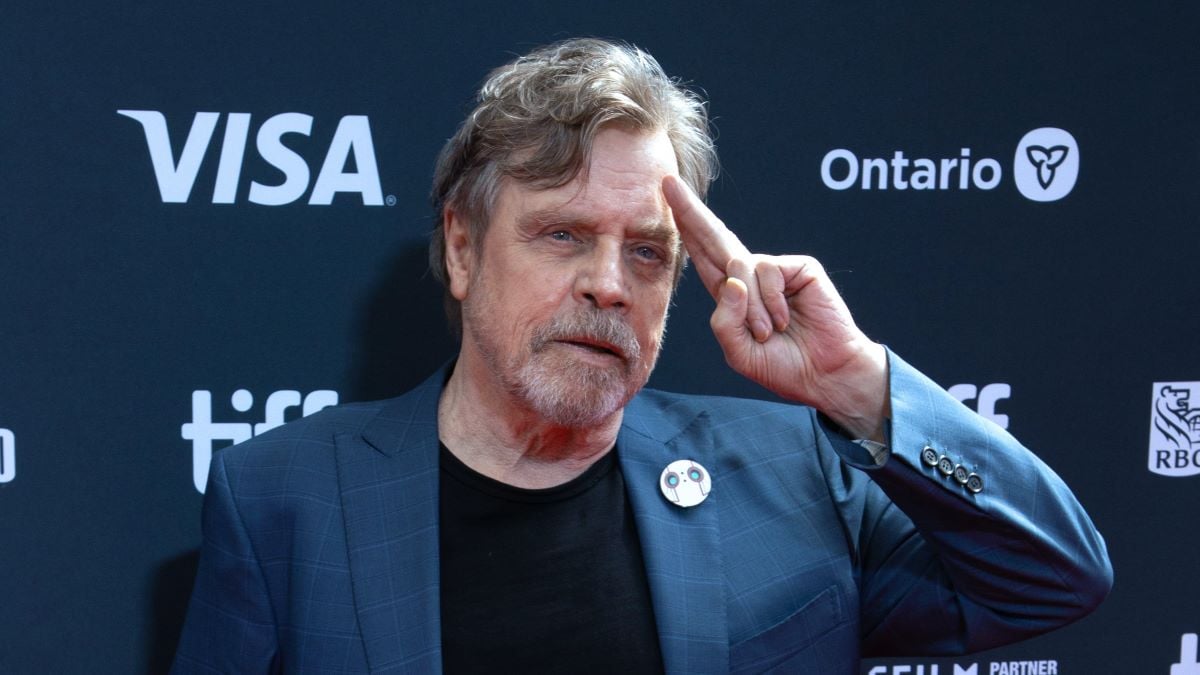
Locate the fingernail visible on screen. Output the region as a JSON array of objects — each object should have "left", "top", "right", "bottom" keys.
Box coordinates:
[{"left": 721, "top": 277, "right": 744, "bottom": 302}]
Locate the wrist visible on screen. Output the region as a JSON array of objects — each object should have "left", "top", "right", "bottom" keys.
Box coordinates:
[{"left": 819, "top": 341, "right": 890, "bottom": 441}]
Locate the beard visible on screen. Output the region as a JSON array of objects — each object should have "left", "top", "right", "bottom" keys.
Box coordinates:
[{"left": 465, "top": 300, "right": 663, "bottom": 428}]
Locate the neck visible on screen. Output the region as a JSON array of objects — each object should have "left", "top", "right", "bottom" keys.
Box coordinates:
[{"left": 437, "top": 350, "right": 624, "bottom": 489}]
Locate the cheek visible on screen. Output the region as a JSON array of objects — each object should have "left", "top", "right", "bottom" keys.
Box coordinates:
[{"left": 636, "top": 293, "right": 672, "bottom": 341}]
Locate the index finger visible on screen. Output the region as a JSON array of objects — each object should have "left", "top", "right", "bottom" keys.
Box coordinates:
[{"left": 662, "top": 175, "right": 750, "bottom": 294}]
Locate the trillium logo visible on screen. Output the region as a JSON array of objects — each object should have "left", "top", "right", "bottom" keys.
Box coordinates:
[{"left": 1013, "top": 127, "right": 1079, "bottom": 201}]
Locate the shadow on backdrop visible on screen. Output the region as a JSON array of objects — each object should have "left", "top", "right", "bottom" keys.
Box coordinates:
[
  {"left": 348, "top": 239, "right": 457, "bottom": 401},
  {"left": 147, "top": 549, "right": 200, "bottom": 674},
  {"left": 145, "top": 240, "right": 452, "bottom": 673}
]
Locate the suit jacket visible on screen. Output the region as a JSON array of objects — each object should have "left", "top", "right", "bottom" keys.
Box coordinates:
[{"left": 172, "top": 351, "right": 1111, "bottom": 674}]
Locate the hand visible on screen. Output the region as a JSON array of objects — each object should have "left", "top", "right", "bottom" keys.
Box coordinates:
[{"left": 662, "top": 176, "right": 889, "bottom": 441}]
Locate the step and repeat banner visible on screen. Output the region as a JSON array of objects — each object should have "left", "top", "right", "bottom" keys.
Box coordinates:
[{"left": 3, "top": 2, "right": 1197, "bottom": 673}]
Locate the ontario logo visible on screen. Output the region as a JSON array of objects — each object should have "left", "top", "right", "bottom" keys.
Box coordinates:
[
  {"left": 1012, "top": 128, "right": 1079, "bottom": 201},
  {"left": 118, "top": 110, "right": 387, "bottom": 205},
  {"left": 1149, "top": 382, "right": 1200, "bottom": 477},
  {"left": 819, "top": 127, "right": 1079, "bottom": 202}
]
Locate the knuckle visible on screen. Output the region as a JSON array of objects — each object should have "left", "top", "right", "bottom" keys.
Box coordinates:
[
  {"left": 754, "top": 258, "right": 782, "bottom": 284},
  {"left": 725, "top": 257, "right": 750, "bottom": 277}
]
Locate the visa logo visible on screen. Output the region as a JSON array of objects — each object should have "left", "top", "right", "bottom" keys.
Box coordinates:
[{"left": 118, "top": 110, "right": 385, "bottom": 205}]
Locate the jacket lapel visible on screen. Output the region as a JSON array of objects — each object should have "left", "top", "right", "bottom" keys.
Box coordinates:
[
  {"left": 336, "top": 370, "right": 446, "bottom": 674},
  {"left": 619, "top": 397, "right": 729, "bottom": 674}
]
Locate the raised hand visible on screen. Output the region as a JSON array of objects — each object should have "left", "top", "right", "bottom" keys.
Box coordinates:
[{"left": 663, "top": 176, "right": 889, "bottom": 441}]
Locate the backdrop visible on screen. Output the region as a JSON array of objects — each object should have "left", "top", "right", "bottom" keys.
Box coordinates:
[{"left": 3, "top": 2, "right": 1198, "bottom": 673}]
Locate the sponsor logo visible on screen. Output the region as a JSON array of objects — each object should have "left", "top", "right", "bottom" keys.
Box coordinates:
[
  {"left": 948, "top": 383, "right": 1011, "bottom": 429},
  {"left": 1173, "top": 633, "right": 1199, "bottom": 675},
  {"left": 0, "top": 428, "right": 13, "bottom": 483},
  {"left": 181, "top": 389, "right": 339, "bottom": 493},
  {"left": 868, "top": 662, "right": 1057, "bottom": 675},
  {"left": 1013, "top": 128, "right": 1079, "bottom": 202},
  {"left": 117, "top": 110, "right": 386, "bottom": 205},
  {"left": 819, "top": 127, "right": 1078, "bottom": 201},
  {"left": 821, "top": 148, "right": 1001, "bottom": 192},
  {"left": 1149, "top": 382, "right": 1200, "bottom": 477},
  {"left": 867, "top": 664, "right": 978, "bottom": 675}
]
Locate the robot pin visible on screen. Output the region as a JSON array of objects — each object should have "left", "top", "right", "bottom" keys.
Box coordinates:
[{"left": 659, "top": 459, "right": 712, "bottom": 507}]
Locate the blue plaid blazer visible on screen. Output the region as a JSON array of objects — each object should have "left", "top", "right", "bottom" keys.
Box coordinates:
[{"left": 172, "top": 351, "right": 1111, "bottom": 674}]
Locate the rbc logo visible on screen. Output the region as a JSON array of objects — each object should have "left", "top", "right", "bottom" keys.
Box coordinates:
[
  {"left": 1149, "top": 382, "right": 1200, "bottom": 477},
  {"left": 1013, "top": 127, "right": 1079, "bottom": 202},
  {"left": 181, "top": 389, "right": 338, "bottom": 493},
  {"left": 118, "top": 110, "right": 384, "bottom": 205},
  {"left": 0, "top": 428, "right": 14, "bottom": 484},
  {"left": 948, "top": 383, "right": 1011, "bottom": 429}
]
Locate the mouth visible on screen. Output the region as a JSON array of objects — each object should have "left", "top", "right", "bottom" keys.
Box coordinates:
[{"left": 556, "top": 337, "right": 624, "bottom": 360}]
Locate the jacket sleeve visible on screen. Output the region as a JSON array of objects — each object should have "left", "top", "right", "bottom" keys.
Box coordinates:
[
  {"left": 172, "top": 449, "right": 280, "bottom": 673},
  {"left": 820, "top": 349, "right": 1113, "bottom": 656}
]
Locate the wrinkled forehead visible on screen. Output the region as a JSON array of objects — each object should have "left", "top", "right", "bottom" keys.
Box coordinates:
[{"left": 528, "top": 128, "right": 680, "bottom": 229}]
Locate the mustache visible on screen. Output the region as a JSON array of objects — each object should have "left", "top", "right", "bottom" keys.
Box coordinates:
[{"left": 531, "top": 310, "right": 642, "bottom": 362}]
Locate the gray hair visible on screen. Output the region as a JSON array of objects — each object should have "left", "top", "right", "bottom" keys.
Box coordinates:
[{"left": 429, "top": 37, "right": 718, "bottom": 337}]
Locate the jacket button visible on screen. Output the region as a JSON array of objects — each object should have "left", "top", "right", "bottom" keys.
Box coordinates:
[
  {"left": 937, "top": 455, "right": 955, "bottom": 476},
  {"left": 953, "top": 464, "right": 970, "bottom": 484},
  {"left": 966, "top": 473, "right": 984, "bottom": 494},
  {"left": 921, "top": 446, "right": 939, "bottom": 467}
]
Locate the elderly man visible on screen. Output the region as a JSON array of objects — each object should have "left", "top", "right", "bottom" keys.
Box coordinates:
[{"left": 173, "top": 39, "right": 1111, "bottom": 674}]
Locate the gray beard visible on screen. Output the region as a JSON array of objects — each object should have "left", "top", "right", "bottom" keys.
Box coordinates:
[
  {"left": 514, "top": 354, "right": 631, "bottom": 427},
  {"left": 469, "top": 305, "right": 662, "bottom": 428}
]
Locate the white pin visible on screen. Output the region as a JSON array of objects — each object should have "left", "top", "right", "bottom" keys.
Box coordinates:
[{"left": 660, "top": 459, "right": 712, "bottom": 507}]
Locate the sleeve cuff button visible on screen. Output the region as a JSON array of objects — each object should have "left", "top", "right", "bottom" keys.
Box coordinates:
[
  {"left": 937, "top": 455, "right": 955, "bottom": 476},
  {"left": 953, "top": 464, "right": 970, "bottom": 484},
  {"left": 921, "top": 446, "right": 939, "bottom": 467},
  {"left": 966, "top": 473, "right": 984, "bottom": 494}
]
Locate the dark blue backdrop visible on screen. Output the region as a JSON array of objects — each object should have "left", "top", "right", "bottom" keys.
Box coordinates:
[{"left": 3, "top": 2, "right": 1198, "bottom": 673}]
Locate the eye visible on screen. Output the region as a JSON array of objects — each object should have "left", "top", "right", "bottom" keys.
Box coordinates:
[
  {"left": 633, "top": 245, "right": 662, "bottom": 261},
  {"left": 549, "top": 230, "right": 576, "bottom": 243}
]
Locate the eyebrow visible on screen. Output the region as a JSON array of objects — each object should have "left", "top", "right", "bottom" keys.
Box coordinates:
[{"left": 520, "top": 209, "right": 678, "bottom": 244}]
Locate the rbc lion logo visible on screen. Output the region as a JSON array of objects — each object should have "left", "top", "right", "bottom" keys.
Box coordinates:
[{"left": 1149, "top": 382, "right": 1200, "bottom": 477}]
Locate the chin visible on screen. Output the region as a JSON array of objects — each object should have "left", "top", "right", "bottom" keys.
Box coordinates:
[{"left": 516, "top": 359, "right": 640, "bottom": 428}]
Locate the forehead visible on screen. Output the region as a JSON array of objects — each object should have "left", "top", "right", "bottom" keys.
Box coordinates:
[
  {"left": 499, "top": 127, "right": 679, "bottom": 235},
  {"left": 582, "top": 126, "right": 678, "bottom": 193}
]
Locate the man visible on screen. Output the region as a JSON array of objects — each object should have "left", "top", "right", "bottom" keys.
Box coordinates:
[{"left": 173, "top": 39, "right": 1111, "bottom": 674}]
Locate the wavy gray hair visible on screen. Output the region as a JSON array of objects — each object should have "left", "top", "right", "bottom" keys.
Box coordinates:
[{"left": 429, "top": 37, "right": 718, "bottom": 337}]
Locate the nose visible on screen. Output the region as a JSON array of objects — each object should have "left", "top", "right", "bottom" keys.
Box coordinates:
[{"left": 575, "top": 242, "right": 629, "bottom": 311}]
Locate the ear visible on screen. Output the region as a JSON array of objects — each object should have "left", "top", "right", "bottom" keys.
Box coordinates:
[{"left": 443, "top": 206, "right": 474, "bottom": 301}]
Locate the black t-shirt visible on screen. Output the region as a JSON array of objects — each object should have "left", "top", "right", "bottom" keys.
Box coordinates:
[{"left": 439, "top": 443, "right": 665, "bottom": 674}]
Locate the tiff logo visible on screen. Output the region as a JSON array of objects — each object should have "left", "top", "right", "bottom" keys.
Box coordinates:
[
  {"left": 948, "top": 383, "right": 1011, "bottom": 429},
  {"left": 1173, "top": 633, "right": 1199, "bottom": 675},
  {"left": 1149, "top": 382, "right": 1200, "bottom": 477},
  {"left": 181, "top": 389, "right": 338, "bottom": 493},
  {"left": 0, "top": 428, "right": 13, "bottom": 483},
  {"left": 118, "top": 111, "right": 384, "bottom": 205}
]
